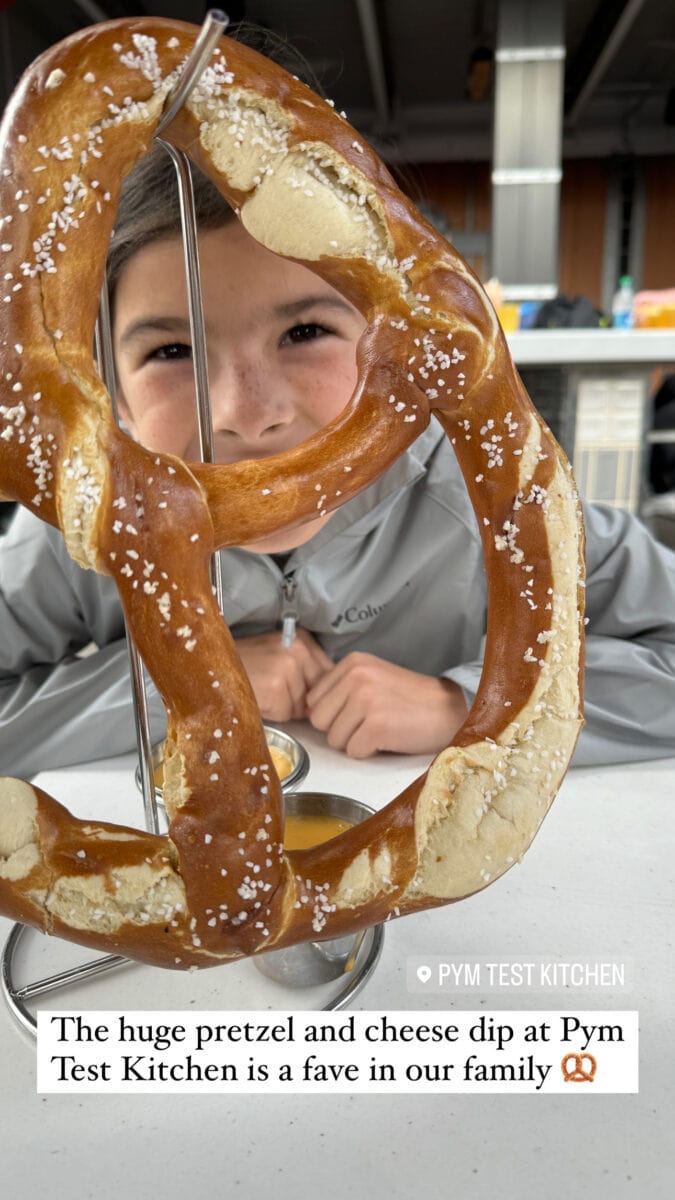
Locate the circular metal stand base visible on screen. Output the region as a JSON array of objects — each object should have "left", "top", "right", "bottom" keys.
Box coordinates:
[{"left": 2, "top": 921, "right": 384, "bottom": 1037}]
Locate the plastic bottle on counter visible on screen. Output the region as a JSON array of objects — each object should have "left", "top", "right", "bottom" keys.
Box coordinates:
[{"left": 611, "top": 275, "right": 635, "bottom": 328}]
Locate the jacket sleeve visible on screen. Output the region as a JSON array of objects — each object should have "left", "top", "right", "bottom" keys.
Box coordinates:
[
  {"left": 443, "top": 503, "right": 675, "bottom": 767},
  {"left": 0, "top": 510, "right": 167, "bottom": 779}
]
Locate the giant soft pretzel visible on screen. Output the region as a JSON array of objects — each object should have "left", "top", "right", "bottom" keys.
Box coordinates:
[{"left": 0, "top": 18, "right": 585, "bottom": 968}]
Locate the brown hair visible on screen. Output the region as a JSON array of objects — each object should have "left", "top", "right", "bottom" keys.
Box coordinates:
[
  {"left": 106, "top": 23, "right": 327, "bottom": 302},
  {"left": 106, "top": 144, "right": 234, "bottom": 303}
]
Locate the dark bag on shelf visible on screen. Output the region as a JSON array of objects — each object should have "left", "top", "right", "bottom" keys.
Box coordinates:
[{"left": 534, "top": 294, "right": 603, "bottom": 329}]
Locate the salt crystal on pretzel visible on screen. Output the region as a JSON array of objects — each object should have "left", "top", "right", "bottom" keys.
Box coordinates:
[{"left": 0, "top": 17, "right": 585, "bottom": 968}]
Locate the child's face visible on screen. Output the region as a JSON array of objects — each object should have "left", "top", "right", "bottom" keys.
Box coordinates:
[{"left": 113, "top": 219, "right": 366, "bottom": 551}]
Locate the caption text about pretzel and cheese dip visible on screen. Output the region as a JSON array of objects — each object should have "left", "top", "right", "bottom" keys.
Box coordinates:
[{"left": 37, "top": 1010, "right": 638, "bottom": 1093}]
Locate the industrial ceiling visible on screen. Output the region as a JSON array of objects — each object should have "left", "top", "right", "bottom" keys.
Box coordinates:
[{"left": 2, "top": 0, "right": 674, "bottom": 161}]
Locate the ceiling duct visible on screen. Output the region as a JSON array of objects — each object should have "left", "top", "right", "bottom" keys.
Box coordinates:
[{"left": 565, "top": 0, "right": 648, "bottom": 128}]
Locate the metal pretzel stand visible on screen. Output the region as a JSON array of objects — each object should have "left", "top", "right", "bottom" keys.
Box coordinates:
[{"left": 1, "top": 11, "right": 382, "bottom": 1037}]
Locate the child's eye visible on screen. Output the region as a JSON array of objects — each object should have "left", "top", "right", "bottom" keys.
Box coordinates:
[
  {"left": 147, "top": 342, "right": 192, "bottom": 362},
  {"left": 282, "top": 322, "right": 331, "bottom": 345}
]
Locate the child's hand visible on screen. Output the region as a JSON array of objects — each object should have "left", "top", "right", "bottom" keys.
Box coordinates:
[
  {"left": 306, "top": 653, "right": 468, "bottom": 758},
  {"left": 235, "top": 629, "right": 333, "bottom": 722}
]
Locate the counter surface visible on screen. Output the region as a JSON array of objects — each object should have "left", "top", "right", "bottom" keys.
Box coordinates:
[
  {"left": 1, "top": 725, "right": 673, "bottom": 1199},
  {"left": 507, "top": 327, "right": 675, "bottom": 365}
]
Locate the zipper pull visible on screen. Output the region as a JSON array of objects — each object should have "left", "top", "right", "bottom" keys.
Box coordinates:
[{"left": 280, "top": 574, "right": 297, "bottom": 648}]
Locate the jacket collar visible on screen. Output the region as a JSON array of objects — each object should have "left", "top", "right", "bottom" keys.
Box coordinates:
[{"left": 286, "top": 416, "right": 447, "bottom": 564}]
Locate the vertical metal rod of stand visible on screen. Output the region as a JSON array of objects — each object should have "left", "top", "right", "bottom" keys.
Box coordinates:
[
  {"left": 155, "top": 10, "right": 229, "bottom": 135},
  {"left": 157, "top": 139, "right": 225, "bottom": 612},
  {"left": 96, "top": 285, "right": 160, "bottom": 836}
]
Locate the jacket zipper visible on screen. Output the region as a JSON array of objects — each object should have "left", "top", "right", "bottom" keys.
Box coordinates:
[{"left": 280, "top": 573, "right": 298, "bottom": 648}]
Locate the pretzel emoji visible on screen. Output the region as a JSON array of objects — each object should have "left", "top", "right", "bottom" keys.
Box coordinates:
[{"left": 0, "top": 18, "right": 585, "bottom": 968}]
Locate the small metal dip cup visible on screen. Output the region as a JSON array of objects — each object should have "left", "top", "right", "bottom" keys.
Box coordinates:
[
  {"left": 134, "top": 724, "right": 310, "bottom": 801},
  {"left": 263, "top": 725, "right": 310, "bottom": 792},
  {"left": 253, "top": 791, "right": 380, "bottom": 987}
]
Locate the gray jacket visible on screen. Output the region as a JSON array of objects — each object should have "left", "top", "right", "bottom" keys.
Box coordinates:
[{"left": 2, "top": 420, "right": 674, "bottom": 776}]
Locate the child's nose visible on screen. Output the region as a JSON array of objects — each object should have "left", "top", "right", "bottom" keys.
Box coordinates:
[{"left": 210, "top": 363, "right": 295, "bottom": 444}]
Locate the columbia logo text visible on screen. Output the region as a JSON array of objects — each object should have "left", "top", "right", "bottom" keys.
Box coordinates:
[{"left": 331, "top": 601, "right": 386, "bottom": 629}]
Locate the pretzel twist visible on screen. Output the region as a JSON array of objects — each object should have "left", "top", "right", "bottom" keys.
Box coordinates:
[{"left": 0, "top": 19, "right": 585, "bottom": 968}]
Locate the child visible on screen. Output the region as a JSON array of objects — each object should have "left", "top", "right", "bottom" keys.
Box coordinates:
[{"left": 1, "top": 147, "right": 674, "bottom": 777}]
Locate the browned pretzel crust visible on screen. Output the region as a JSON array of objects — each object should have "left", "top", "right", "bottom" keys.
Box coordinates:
[{"left": 0, "top": 19, "right": 585, "bottom": 968}]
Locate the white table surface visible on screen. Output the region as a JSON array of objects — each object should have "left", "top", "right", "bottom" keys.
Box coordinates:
[{"left": 1, "top": 724, "right": 673, "bottom": 1200}]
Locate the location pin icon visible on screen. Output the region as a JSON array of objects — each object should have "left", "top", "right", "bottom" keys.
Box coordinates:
[{"left": 416, "top": 964, "right": 432, "bottom": 984}]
